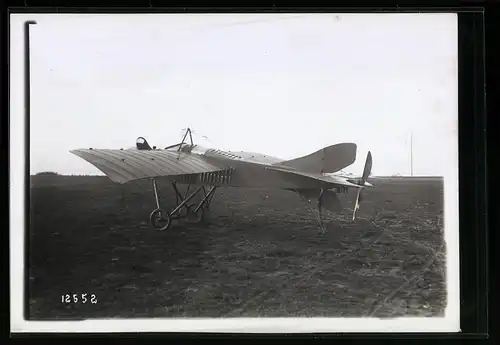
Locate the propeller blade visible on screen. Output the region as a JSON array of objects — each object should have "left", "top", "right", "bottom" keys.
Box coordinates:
[
  {"left": 361, "top": 151, "right": 373, "bottom": 183},
  {"left": 353, "top": 188, "right": 362, "bottom": 220},
  {"left": 352, "top": 151, "right": 372, "bottom": 220}
]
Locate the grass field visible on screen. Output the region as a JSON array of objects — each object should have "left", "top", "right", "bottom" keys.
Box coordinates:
[{"left": 28, "top": 175, "right": 446, "bottom": 319}]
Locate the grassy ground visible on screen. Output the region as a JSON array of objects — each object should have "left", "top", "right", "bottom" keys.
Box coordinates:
[{"left": 28, "top": 175, "right": 446, "bottom": 319}]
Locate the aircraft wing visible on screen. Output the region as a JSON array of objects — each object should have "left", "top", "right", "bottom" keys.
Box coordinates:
[
  {"left": 266, "top": 166, "right": 369, "bottom": 189},
  {"left": 71, "top": 149, "right": 226, "bottom": 184}
]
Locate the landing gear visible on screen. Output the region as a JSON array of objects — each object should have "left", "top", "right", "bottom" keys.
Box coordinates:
[
  {"left": 149, "top": 208, "right": 171, "bottom": 231},
  {"left": 317, "top": 189, "right": 325, "bottom": 231},
  {"left": 296, "top": 188, "right": 327, "bottom": 233},
  {"left": 149, "top": 179, "right": 217, "bottom": 231},
  {"left": 186, "top": 204, "right": 204, "bottom": 224},
  {"left": 308, "top": 189, "right": 327, "bottom": 232}
]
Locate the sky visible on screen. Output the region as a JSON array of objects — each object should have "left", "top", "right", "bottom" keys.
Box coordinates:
[{"left": 10, "top": 13, "right": 458, "bottom": 176}]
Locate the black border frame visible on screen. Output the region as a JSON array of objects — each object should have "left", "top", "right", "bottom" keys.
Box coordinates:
[
  {"left": 4, "top": 4, "right": 490, "bottom": 342},
  {"left": 457, "top": 11, "right": 488, "bottom": 336}
]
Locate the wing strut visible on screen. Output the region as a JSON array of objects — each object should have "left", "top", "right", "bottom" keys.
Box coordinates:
[
  {"left": 178, "top": 128, "right": 194, "bottom": 150},
  {"left": 163, "top": 128, "right": 195, "bottom": 151}
]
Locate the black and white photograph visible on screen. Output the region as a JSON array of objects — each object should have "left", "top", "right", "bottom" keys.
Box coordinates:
[{"left": 10, "top": 12, "right": 459, "bottom": 333}]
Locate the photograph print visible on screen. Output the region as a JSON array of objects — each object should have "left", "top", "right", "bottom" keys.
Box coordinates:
[{"left": 10, "top": 12, "right": 459, "bottom": 333}]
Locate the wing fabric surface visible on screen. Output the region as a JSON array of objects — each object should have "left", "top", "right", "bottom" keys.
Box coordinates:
[
  {"left": 71, "top": 149, "right": 225, "bottom": 184},
  {"left": 266, "top": 166, "right": 366, "bottom": 189}
]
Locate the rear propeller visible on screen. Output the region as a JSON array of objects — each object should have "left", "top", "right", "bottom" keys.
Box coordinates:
[{"left": 350, "top": 151, "right": 373, "bottom": 220}]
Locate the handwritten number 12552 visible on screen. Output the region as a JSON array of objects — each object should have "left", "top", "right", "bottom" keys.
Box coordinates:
[{"left": 61, "top": 293, "right": 97, "bottom": 304}]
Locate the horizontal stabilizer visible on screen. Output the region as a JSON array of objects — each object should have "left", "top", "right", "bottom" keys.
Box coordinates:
[
  {"left": 275, "top": 143, "right": 357, "bottom": 174},
  {"left": 267, "top": 166, "right": 367, "bottom": 189}
]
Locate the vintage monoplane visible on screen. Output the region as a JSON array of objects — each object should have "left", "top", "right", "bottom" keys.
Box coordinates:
[{"left": 71, "top": 128, "right": 373, "bottom": 231}]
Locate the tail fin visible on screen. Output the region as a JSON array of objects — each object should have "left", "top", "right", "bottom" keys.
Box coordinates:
[{"left": 276, "top": 143, "right": 357, "bottom": 174}]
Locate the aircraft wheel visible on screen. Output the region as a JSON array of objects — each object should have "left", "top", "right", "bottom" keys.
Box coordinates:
[
  {"left": 149, "top": 208, "right": 172, "bottom": 231},
  {"left": 186, "top": 205, "right": 204, "bottom": 224}
]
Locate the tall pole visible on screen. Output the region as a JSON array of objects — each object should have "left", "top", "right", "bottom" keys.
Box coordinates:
[{"left": 410, "top": 131, "right": 413, "bottom": 177}]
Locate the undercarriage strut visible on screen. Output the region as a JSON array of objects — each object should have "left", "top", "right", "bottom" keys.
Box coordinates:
[{"left": 149, "top": 179, "right": 217, "bottom": 231}]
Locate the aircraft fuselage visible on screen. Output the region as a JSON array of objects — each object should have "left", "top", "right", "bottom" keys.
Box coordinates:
[{"left": 167, "top": 144, "right": 331, "bottom": 189}]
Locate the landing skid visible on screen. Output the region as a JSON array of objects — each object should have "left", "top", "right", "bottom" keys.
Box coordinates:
[{"left": 149, "top": 179, "right": 217, "bottom": 231}]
